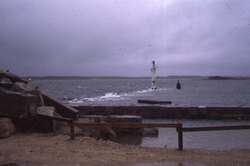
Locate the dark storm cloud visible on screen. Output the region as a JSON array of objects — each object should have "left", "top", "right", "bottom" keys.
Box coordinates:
[{"left": 0, "top": 0, "right": 250, "bottom": 76}]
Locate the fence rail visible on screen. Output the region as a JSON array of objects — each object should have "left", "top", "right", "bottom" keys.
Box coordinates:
[
  {"left": 69, "top": 122, "right": 181, "bottom": 128},
  {"left": 36, "top": 113, "right": 73, "bottom": 123},
  {"left": 178, "top": 125, "right": 250, "bottom": 132},
  {"left": 68, "top": 122, "right": 183, "bottom": 149},
  {"left": 36, "top": 114, "right": 250, "bottom": 150}
]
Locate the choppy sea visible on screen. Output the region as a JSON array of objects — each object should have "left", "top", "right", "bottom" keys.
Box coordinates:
[
  {"left": 28, "top": 77, "right": 250, "bottom": 150},
  {"left": 28, "top": 77, "right": 250, "bottom": 106}
]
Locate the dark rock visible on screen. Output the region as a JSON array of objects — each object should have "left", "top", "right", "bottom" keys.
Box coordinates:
[
  {"left": 142, "top": 127, "right": 158, "bottom": 135},
  {"left": 83, "top": 115, "right": 143, "bottom": 135},
  {"left": 0, "top": 69, "right": 28, "bottom": 84},
  {"left": 12, "top": 116, "right": 35, "bottom": 131},
  {"left": 11, "top": 82, "right": 44, "bottom": 106},
  {"left": 101, "top": 127, "right": 117, "bottom": 141},
  {"left": 11, "top": 82, "right": 35, "bottom": 92},
  {"left": 0, "top": 87, "right": 38, "bottom": 118},
  {"left": 0, "top": 78, "right": 12, "bottom": 89},
  {"left": 35, "top": 106, "right": 55, "bottom": 133},
  {"left": 41, "top": 90, "right": 78, "bottom": 119},
  {"left": 0, "top": 118, "right": 16, "bottom": 138}
]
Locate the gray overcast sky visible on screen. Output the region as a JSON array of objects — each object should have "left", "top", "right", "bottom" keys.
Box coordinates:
[{"left": 1, "top": 0, "right": 250, "bottom": 77}]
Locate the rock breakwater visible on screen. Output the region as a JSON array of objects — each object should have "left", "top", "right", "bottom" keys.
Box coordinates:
[{"left": 0, "top": 69, "right": 78, "bottom": 138}]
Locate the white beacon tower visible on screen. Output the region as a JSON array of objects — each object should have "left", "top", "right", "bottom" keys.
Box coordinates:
[{"left": 151, "top": 61, "right": 157, "bottom": 89}]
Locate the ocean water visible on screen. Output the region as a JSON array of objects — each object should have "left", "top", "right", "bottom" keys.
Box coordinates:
[
  {"left": 141, "top": 118, "right": 250, "bottom": 150},
  {"left": 28, "top": 77, "right": 250, "bottom": 150},
  {"left": 114, "top": 118, "right": 250, "bottom": 150},
  {"left": 29, "top": 78, "right": 250, "bottom": 106},
  {"left": 28, "top": 77, "right": 250, "bottom": 106}
]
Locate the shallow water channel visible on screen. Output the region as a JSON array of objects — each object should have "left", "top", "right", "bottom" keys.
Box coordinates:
[{"left": 115, "top": 118, "right": 250, "bottom": 150}]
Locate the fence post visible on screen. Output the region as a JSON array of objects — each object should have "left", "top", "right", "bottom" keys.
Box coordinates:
[
  {"left": 177, "top": 123, "right": 183, "bottom": 150},
  {"left": 69, "top": 123, "right": 75, "bottom": 139}
]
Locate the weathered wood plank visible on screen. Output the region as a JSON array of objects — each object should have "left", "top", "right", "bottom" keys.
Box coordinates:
[
  {"left": 36, "top": 113, "right": 73, "bottom": 123},
  {"left": 178, "top": 125, "right": 250, "bottom": 132},
  {"left": 41, "top": 90, "right": 78, "bottom": 119},
  {"left": 69, "top": 122, "right": 180, "bottom": 128},
  {"left": 177, "top": 123, "right": 183, "bottom": 150},
  {"left": 138, "top": 100, "right": 172, "bottom": 104}
]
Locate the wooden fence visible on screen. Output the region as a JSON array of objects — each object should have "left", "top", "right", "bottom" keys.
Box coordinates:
[
  {"left": 68, "top": 122, "right": 183, "bottom": 149},
  {"left": 36, "top": 114, "right": 250, "bottom": 150}
]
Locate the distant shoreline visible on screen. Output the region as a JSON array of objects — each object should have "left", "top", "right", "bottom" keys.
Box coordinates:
[
  {"left": 207, "top": 76, "right": 250, "bottom": 80},
  {"left": 25, "top": 75, "right": 208, "bottom": 80},
  {"left": 25, "top": 75, "right": 250, "bottom": 80}
]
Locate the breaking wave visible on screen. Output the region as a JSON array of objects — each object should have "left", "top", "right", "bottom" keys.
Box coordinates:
[{"left": 67, "top": 88, "right": 159, "bottom": 104}]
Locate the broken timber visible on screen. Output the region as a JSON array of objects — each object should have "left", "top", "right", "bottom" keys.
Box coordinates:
[
  {"left": 40, "top": 90, "right": 78, "bottom": 119},
  {"left": 138, "top": 99, "right": 172, "bottom": 104}
]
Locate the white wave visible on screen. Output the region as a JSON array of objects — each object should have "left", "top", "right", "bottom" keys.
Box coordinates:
[
  {"left": 67, "top": 92, "right": 122, "bottom": 103},
  {"left": 100, "top": 92, "right": 121, "bottom": 99},
  {"left": 137, "top": 89, "right": 152, "bottom": 93},
  {"left": 68, "top": 88, "right": 170, "bottom": 104},
  {"left": 68, "top": 98, "right": 88, "bottom": 103}
]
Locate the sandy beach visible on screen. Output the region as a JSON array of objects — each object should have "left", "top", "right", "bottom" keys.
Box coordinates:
[{"left": 1, "top": 131, "right": 250, "bottom": 166}]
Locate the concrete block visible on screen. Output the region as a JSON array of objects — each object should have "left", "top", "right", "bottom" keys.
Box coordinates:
[
  {"left": 198, "top": 106, "right": 207, "bottom": 115},
  {"left": 181, "top": 107, "right": 191, "bottom": 116},
  {"left": 213, "top": 106, "right": 242, "bottom": 115},
  {"left": 189, "top": 107, "right": 198, "bottom": 115},
  {"left": 225, "top": 107, "right": 242, "bottom": 115},
  {"left": 73, "top": 105, "right": 247, "bottom": 120},
  {"left": 242, "top": 107, "right": 250, "bottom": 115},
  {"left": 207, "top": 107, "right": 215, "bottom": 115},
  {"left": 35, "top": 106, "right": 55, "bottom": 133}
]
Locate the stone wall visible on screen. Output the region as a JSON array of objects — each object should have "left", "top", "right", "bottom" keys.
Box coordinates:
[{"left": 72, "top": 105, "right": 250, "bottom": 120}]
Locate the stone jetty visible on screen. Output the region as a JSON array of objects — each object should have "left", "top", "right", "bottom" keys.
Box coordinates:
[{"left": 73, "top": 105, "right": 250, "bottom": 120}]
